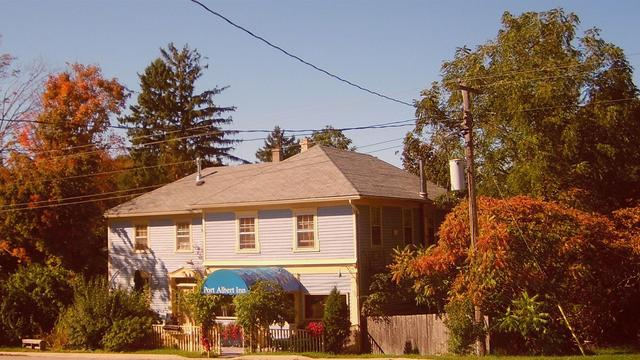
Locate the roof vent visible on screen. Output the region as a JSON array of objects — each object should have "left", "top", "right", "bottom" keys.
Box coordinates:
[{"left": 195, "top": 157, "right": 204, "bottom": 186}]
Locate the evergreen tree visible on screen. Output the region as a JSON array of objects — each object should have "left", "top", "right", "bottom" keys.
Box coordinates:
[
  {"left": 255, "top": 125, "right": 299, "bottom": 162},
  {"left": 322, "top": 287, "right": 351, "bottom": 353},
  {"left": 120, "top": 43, "right": 239, "bottom": 186}
]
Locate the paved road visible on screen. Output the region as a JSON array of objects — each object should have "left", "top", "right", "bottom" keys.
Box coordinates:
[
  {"left": 0, "top": 353, "right": 187, "bottom": 360},
  {"left": 0, "top": 352, "right": 414, "bottom": 360}
]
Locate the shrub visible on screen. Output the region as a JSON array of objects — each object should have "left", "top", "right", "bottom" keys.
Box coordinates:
[
  {"left": 323, "top": 287, "right": 350, "bottom": 354},
  {"left": 220, "top": 323, "right": 243, "bottom": 347},
  {"left": 56, "top": 278, "right": 155, "bottom": 350},
  {"left": 444, "top": 297, "right": 484, "bottom": 354},
  {"left": 0, "top": 263, "right": 74, "bottom": 344},
  {"left": 102, "top": 316, "right": 153, "bottom": 352},
  {"left": 392, "top": 196, "right": 640, "bottom": 354},
  {"left": 306, "top": 321, "right": 324, "bottom": 337}
]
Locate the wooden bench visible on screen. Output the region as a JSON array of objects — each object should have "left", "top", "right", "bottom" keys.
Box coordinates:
[{"left": 21, "top": 338, "right": 45, "bottom": 350}]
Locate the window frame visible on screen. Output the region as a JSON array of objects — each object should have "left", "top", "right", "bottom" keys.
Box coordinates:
[
  {"left": 370, "top": 206, "right": 383, "bottom": 248},
  {"left": 292, "top": 208, "right": 319, "bottom": 252},
  {"left": 235, "top": 211, "right": 260, "bottom": 253},
  {"left": 174, "top": 221, "right": 193, "bottom": 253},
  {"left": 402, "top": 208, "right": 414, "bottom": 246},
  {"left": 133, "top": 223, "right": 150, "bottom": 253}
]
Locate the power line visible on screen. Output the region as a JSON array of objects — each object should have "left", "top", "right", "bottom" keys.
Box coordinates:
[
  {"left": 0, "top": 192, "right": 148, "bottom": 213},
  {"left": 14, "top": 160, "right": 193, "bottom": 185},
  {"left": 188, "top": 0, "right": 414, "bottom": 108},
  {"left": 365, "top": 144, "right": 404, "bottom": 154},
  {"left": 2, "top": 119, "right": 419, "bottom": 159},
  {"left": 0, "top": 184, "right": 164, "bottom": 210},
  {"left": 357, "top": 137, "right": 404, "bottom": 149}
]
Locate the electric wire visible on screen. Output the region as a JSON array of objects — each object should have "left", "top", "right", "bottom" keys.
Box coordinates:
[
  {"left": 0, "top": 192, "right": 148, "bottom": 213},
  {"left": 0, "top": 184, "right": 165, "bottom": 210},
  {"left": 188, "top": 0, "right": 414, "bottom": 108}
]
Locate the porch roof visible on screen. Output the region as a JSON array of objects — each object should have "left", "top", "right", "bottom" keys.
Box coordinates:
[{"left": 202, "top": 267, "right": 306, "bottom": 295}]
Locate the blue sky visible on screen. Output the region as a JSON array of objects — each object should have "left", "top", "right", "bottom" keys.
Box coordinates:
[{"left": 2, "top": 0, "right": 639, "bottom": 166}]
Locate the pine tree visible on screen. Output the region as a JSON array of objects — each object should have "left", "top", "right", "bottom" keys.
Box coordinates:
[
  {"left": 322, "top": 287, "right": 351, "bottom": 353},
  {"left": 255, "top": 125, "right": 299, "bottom": 162},
  {"left": 120, "top": 43, "right": 239, "bottom": 186}
]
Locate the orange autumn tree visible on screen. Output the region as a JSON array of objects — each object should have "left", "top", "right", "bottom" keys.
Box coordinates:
[
  {"left": 0, "top": 64, "right": 126, "bottom": 275},
  {"left": 391, "top": 196, "right": 640, "bottom": 354}
]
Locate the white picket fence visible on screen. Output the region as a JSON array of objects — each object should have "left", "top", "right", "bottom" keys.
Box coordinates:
[{"left": 151, "top": 324, "right": 221, "bottom": 354}]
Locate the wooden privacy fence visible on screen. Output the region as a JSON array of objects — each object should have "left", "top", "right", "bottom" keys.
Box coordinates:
[
  {"left": 366, "top": 314, "right": 449, "bottom": 355},
  {"left": 247, "top": 328, "right": 324, "bottom": 353},
  {"left": 366, "top": 314, "right": 489, "bottom": 355},
  {"left": 151, "top": 325, "right": 221, "bottom": 354}
]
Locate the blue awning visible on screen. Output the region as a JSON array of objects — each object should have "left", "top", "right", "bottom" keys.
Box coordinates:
[{"left": 202, "top": 267, "right": 306, "bottom": 295}]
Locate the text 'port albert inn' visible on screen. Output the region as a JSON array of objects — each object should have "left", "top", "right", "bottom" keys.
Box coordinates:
[{"left": 106, "top": 141, "right": 445, "bottom": 327}]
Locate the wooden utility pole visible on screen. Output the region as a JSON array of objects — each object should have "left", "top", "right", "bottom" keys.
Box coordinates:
[{"left": 459, "top": 81, "right": 486, "bottom": 356}]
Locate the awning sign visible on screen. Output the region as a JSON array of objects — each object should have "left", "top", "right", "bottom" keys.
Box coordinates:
[{"left": 201, "top": 267, "right": 306, "bottom": 295}]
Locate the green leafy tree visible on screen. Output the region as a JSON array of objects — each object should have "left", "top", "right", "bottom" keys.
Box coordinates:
[
  {"left": 0, "top": 263, "right": 74, "bottom": 344},
  {"left": 233, "top": 281, "right": 294, "bottom": 351},
  {"left": 180, "top": 280, "right": 222, "bottom": 332},
  {"left": 403, "top": 9, "right": 640, "bottom": 212},
  {"left": 311, "top": 126, "right": 355, "bottom": 150},
  {"left": 255, "top": 125, "right": 299, "bottom": 162},
  {"left": 323, "top": 287, "right": 351, "bottom": 354},
  {"left": 120, "top": 43, "right": 239, "bottom": 187}
]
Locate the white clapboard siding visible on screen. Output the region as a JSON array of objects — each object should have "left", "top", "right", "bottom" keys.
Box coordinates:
[{"left": 204, "top": 206, "right": 355, "bottom": 262}]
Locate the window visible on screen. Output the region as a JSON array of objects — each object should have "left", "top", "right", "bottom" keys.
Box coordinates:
[
  {"left": 296, "top": 214, "right": 315, "bottom": 249},
  {"left": 175, "top": 222, "right": 191, "bottom": 251},
  {"left": 371, "top": 206, "right": 382, "bottom": 246},
  {"left": 237, "top": 216, "right": 258, "bottom": 251},
  {"left": 403, "top": 208, "right": 413, "bottom": 245},
  {"left": 133, "top": 270, "right": 151, "bottom": 292},
  {"left": 134, "top": 224, "right": 148, "bottom": 251}
]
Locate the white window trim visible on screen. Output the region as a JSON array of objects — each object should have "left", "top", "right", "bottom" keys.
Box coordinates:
[
  {"left": 370, "top": 206, "right": 383, "bottom": 248},
  {"left": 292, "top": 208, "right": 319, "bottom": 252},
  {"left": 174, "top": 220, "right": 193, "bottom": 253},
  {"left": 235, "top": 211, "right": 260, "bottom": 253},
  {"left": 402, "top": 208, "right": 414, "bottom": 245},
  {"left": 133, "top": 222, "right": 150, "bottom": 253}
]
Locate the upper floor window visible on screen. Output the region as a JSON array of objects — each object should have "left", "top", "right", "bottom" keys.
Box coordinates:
[
  {"left": 371, "top": 206, "right": 382, "bottom": 247},
  {"left": 175, "top": 222, "right": 191, "bottom": 251},
  {"left": 134, "top": 224, "right": 148, "bottom": 251},
  {"left": 403, "top": 208, "right": 413, "bottom": 245},
  {"left": 294, "top": 210, "right": 317, "bottom": 250},
  {"left": 237, "top": 215, "right": 258, "bottom": 251}
]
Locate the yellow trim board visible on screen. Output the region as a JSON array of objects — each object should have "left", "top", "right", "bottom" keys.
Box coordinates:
[
  {"left": 203, "top": 258, "right": 356, "bottom": 267},
  {"left": 194, "top": 196, "right": 360, "bottom": 210},
  {"left": 205, "top": 264, "right": 358, "bottom": 276}
]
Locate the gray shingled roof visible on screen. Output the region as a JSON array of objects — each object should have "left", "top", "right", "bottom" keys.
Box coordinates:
[{"left": 105, "top": 145, "right": 446, "bottom": 217}]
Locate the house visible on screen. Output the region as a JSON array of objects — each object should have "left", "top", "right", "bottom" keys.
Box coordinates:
[{"left": 106, "top": 143, "right": 446, "bottom": 327}]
